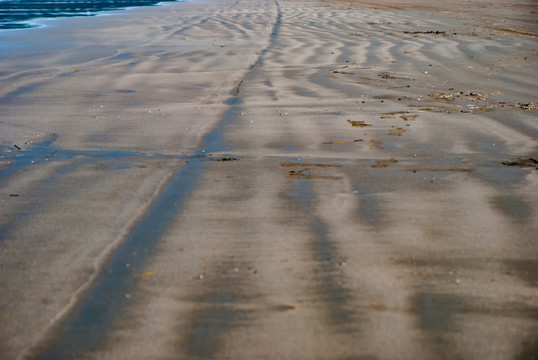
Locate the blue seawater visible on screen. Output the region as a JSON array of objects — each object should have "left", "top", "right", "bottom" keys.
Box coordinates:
[{"left": 0, "top": 0, "right": 179, "bottom": 30}]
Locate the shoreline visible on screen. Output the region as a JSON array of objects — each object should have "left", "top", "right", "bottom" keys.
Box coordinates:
[{"left": 0, "top": 0, "right": 188, "bottom": 31}]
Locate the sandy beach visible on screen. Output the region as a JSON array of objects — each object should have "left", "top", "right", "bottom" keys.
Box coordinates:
[{"left": 0, "top": 0, "right": 537, "bottom": 358}]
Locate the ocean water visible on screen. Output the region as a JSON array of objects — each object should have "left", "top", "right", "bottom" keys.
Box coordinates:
[{"left": 0, "top": 0, "right": 179, "bottom": 30}]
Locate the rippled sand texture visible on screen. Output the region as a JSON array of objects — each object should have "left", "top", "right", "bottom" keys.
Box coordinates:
[{"left": 0, "top": 0, "right": 537, "bottom": 359}]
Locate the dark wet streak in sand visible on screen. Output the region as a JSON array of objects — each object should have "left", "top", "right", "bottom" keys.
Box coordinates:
[
  {"left": 416, "top": 292, "right": 538, "bottom": 358},
  {"left": 187, "top": 304, "right": 246, "bottom": 358},
  {"left": 32, "top": 154, "right": 206, "bottom": 359},
  {"left": 30, "top": 74, "right": 242, "bottom": 360},
  {"left": 185, "top": 270, "right": 256, "bottom": 358},
  {"left": 30, "top": 94, "right": 248, "bottom": 357},
  {"left": 0, "top": 133, "right": 145, "bottom": 184},
  {"left": 184, "top": 2, "right": 284, "bottom": 356},
  {"left": 30, "top": 0, "right": 284, "bottom": 357},
  {"left": 286, "top": 179, "right": 357, "bottom": 333}
]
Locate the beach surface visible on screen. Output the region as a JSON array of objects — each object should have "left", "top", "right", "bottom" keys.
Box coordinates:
[{"left": 0, "top": 0, "right": 537, "bottom": 359}]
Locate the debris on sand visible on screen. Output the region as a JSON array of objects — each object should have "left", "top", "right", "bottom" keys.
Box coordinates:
[
  {"left": 371, "top": 158, "right": 398, "bottom": 168},
  {"left": 322, "top": 139, "right": 362, "bottom": 144},
  {"left": 501, "top": 158, "right": 538, "bottom": 169},
  {"left": 211, "top": 156, "right": 238, "bottom": 162},
  {"left": 365, "top": 139, "right": 383, "bottom": 149},
  {"left": 347, "top": 120, "right": 371, "bottom": 127},
  {"left": 388, "top": 127, "right": 406, "bottom": 136},
  {"left": 403, "top": 30, "right": 448, "bottom": 35}
]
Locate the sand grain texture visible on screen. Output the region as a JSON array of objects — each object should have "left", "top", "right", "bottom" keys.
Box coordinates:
[{"left": 0, "top": 0, "right": 537, "bottom": 359}]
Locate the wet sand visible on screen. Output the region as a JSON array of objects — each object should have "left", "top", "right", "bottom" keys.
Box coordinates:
[{"left": 0, "top": 0, "right": 537, "bottom": 359}]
